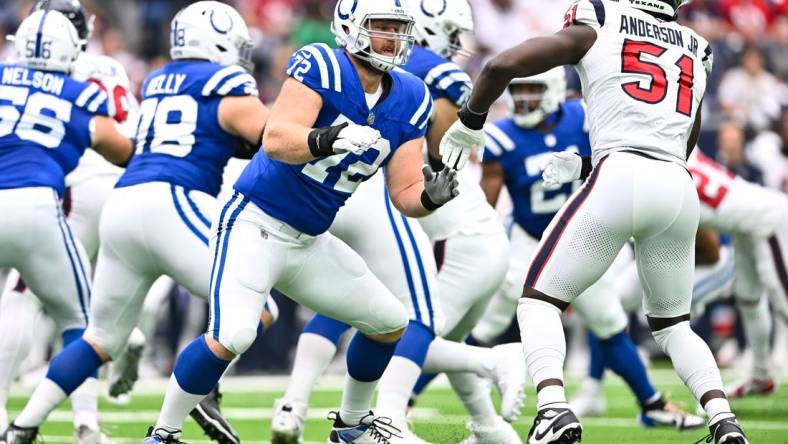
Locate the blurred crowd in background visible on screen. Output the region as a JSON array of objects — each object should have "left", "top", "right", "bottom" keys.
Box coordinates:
[{"left": 0, "top": 0, "right": 786, "bottom": 378}]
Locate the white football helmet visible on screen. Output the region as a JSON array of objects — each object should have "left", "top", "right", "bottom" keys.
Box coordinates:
[
  {"left": 331, "top": 0, "right": 415, "bottom": 72},
  {"left": 404, "top": 0, "right": 474, "bottom": 59},
  {"left": 170, "top": 1, "right": 254, "bottom": 71},
  {"left": 507, "top": 67, "right": 567, "bottom": 128},
  {"left": 10, "top": 10, "right": 83, "bottom": 73}
]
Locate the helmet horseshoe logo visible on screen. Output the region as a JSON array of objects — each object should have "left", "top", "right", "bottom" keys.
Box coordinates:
[
  {"left": 337, "top": 0, "right": 359, "bottom": 20},
  {"left": 209, "top": 9, "right": 233, "bottom": 34},
  {"left": 421, "top": 0, "right": 447, "bottom": 17}
]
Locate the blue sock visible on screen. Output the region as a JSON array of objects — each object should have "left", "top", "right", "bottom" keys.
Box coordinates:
[
  {"left": 62, "top": 329, "right": 100, "bottom": 379},
  {"left": 346, "top": 332, "right": 398, "bottom": 382},
  {"left": 173, "top": 336, "right": 231, "bottom": 395},
  {"left": 45, "top": 336, "right": 102, "bottom": 394},
  {"left": 598, "top": 330, "right": 658, "bottom": 406},
  {"left": 303, "top": 313, "right": 351, "bottom": 346},
  {"left": 465, "top": 335, "right": 479, "bottom": 346},
  {"left": 393, "top": 320, "right": 434, "bottom": 367},
  {"left": 413, "top": 372, "right": 438, "bottom": 397},
  {"left": 587, "top": 331, "right": 605, "bottom": 381}
]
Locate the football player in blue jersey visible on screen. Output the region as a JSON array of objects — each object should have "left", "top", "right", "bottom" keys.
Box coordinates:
[
  {"left": 0, "top": 9, "right": 132, "bottom": 444},
  {"left": 1, "top": 3, "right": 275, "bottom": 444},
  {"left": 476, "top": 69, "right": 705, "bottom": 431},
  {"left": 269, "top": 2, "right": 523, "bottom": 443},
  {"left": 146, "top": 1, "right": 459, "bottom": 443}
]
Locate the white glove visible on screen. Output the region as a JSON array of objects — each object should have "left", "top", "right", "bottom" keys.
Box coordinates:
[
  {"left": 439, "top": 119, "right": 485, "bottom": 170},
  {"left": 541, "top": 151, "right": 582, "bottom": 189},
  {"left": 332, "top": 124, "right": 381, "bottom": 155}
]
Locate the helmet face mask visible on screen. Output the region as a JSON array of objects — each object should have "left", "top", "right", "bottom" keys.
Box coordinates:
[
  {"left": 170, "top": 1, "right": 255, "bottom": 71},
  {"left": 332, "top": 0, "right": 416, "bottom": 72},
  {"left": 506, "top": 67, "right": 567, "bottom": 128}
]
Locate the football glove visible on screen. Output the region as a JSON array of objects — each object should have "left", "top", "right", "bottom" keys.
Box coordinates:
[
  {"left": 541, "top": 151, "right": 583, "bottom": 189},
  {"left": 421, "top": 165, "right": 459, "bottom": 211},
  {"left": 308, "top": 123, "right": 381, "bottom": 157},
  {"left": 439, "top": 119, "right": 484, "bottom": 171}
]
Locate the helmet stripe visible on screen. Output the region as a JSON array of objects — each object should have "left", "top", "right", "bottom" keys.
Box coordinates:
[{"left": 34, "top": 10, "right": 50, "bottom": 58}]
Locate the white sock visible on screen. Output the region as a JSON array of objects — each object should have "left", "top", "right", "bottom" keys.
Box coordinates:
[
  {"left": 705, "top": 398, "right": 735, "bottom": 424},
  {"left": 651, "top": 321, "right": 726, "bottom": 403},
  {"left": 0, "top": 289, "right": 38, "bottom": 417},
  {"left": 70, "top": 377, "right": 99, "bottom": 430},
  {"left": 471, "top": 288, "right": 520, "bottom": 344},
  {"left": 738, "top": 298, "right": 772, "bottom": 380},
  {"left": 375, "top": 357, "right": 421, "bottom": 422},
  {"left": 448, "top": 372, "right": 497, "bottom": 427},
  {"left": 15, "top": 378, "right": 67, "bottom": 427},
  {"left": 340, "top": 375, "right": 377, "bottom": 425},
  {"left": 517, "top": 298, "right": 567, "bottom": 409},
  {"left": 155, "top": 375, "right": 206, "bottom": 432},
  {"left": 421, "top": 337, "right": 490, "bottom": 375},
  {"left": 284, "top": 333, "right": 338, "bottom": 405}
]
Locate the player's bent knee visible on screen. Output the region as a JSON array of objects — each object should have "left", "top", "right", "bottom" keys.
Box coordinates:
[
  {"left": 83, "top": 329, "right": 124, "bottom": 362},
  {"left": 522, "top": 286, "right": 570, "bottom": 312},
  {"left": 219, "top": 327, "right": 257, "bottom": 356},
  {"left": 367, "top": 326, "right": 407, "bottom": 344}
]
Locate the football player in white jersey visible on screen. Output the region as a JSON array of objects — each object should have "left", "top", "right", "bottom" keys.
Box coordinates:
[
  {"left": 0, "top": 8, "right": 133, "bottom": 444},
  {"left": 438, "top": 0, "right": 748, "bottom": 443},
  {"left": 1, "top": 3, "right": 276, "bottom": 444}
]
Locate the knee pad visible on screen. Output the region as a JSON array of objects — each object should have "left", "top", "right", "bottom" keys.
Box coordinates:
[
  {"left": 84, "top": 326, "right": 125, "bottom": 360},
  {"left": 357, "top": 299, "right": 409, "bottom": 337},
  {"left": 221, "top": 327, "right": 258, "bottom": 356}
]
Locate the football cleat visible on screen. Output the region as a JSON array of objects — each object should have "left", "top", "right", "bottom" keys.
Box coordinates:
[
  {"left": 75, "top": 425, "right": 114, "bottom": 444},
  {"left": 526, "top": 407, "right": 582, "bottom": 444},
  {"left": 143, "top": 426, "right": 183, "bottom": 444},
  {"left": 724, "top": 377, "right": 776, "bottom": 400},
  {"left": 189, "top": 385, "right": 239, "bottom": 444},
  {"left": 327, "top": 411, "right": 401, "bottom": 444},
  {"left": 387, "top": 417, "right": 431, "bottom": 444},
  {"left": 639, "top": 398, "right": 705, "bottom": 430},
  {"left": 568, "top": 378, "right": 606, "bottom": 418},
  {"left": 694, "top": 417, "right": 749, "bottom": 444},
  {"left": 486, "top": 343, "right": 527, "bottom": 422},
  {"left": 459, "top": 416, "right": 522, "bottom": 444},
  {"left": 271, "top": 398, "right": 307, "bottom": 444},
  {"left": 107, "top": 327, "right": 146, "bottom": 400},
  {"left": 0, "top": 423, "right": 39, "bottom": 444},
  {"left": 0, "top": 405, "right": 7, "bottom": 434}
]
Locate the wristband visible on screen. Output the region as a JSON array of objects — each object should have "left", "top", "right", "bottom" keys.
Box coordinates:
[
  {"left": 308, "top": 122, "right": 348, "bottom": 158},
  {"left": 458, "top": 103, "right": 488, "bottom": 131},
  {"left": 420, "top": 190, "right": 442, "bottom": 211}
]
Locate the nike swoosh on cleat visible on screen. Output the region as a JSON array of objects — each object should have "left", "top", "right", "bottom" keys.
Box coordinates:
[{"left": 534, "top": 411, "right": 570, "bottom": 442}]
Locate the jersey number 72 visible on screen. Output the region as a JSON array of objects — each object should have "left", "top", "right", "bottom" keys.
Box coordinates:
[{"left": 620, "top": 39, "right": 695, "bottom": 117}]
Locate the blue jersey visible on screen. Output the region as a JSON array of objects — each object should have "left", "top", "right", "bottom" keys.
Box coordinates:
[
  {"left": 483, "top": 99, "right": 591, "bottom": 239},
  {"left": 401, "top": 47, "right": 471, "bottom": 107},
  {"left": 116, "top": 61, "right": 258, "bottom": 196},
  {"left": 235, "top": 43, "right": 433, "bottom": 236},
  {"left": 0, "top": 64, "right": 110, "bottom": 196}
]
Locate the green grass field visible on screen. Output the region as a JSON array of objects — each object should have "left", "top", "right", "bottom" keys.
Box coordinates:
[{"left": 7, "top": 370, "right": 788, "bottom": 443}]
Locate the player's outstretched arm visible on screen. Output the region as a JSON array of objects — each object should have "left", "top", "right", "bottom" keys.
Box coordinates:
[
  {"left": 218, "top": 95, "right": 270, "bottom": 159},
  {"left": 91, "top": 116, "right": 134, "bottom": 167},
  {"left": 426, "top": 98, "right": 460, "bottom": 160},
  {"left": 387, "top": 138, "right": 459, "bottom": 217},
  {"left": 466, "top": 25, "right": 596, "bottom": 116},
  {"left": 262, "top": 78, "right": 323, "bottom": 164}
]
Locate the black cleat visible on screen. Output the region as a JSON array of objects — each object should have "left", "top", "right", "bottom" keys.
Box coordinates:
[
  {"left": 695, "top": 416, "right": 749, "bottom": 444},
  {"left": 0, "top": 423, "right": 39, "bottom": 444},
  {"left": 189, "top": 385, "right": 239, "bottom": 444},
  {"left": 526, "top": 406, "right": 582, "bottom": 444}
]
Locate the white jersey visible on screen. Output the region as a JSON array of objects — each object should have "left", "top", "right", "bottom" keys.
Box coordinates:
[
  {"left": 747, "top": 130, "right": 788, "bottom": 193},
  {"left": 688, "top": 149, "right": 788, "bottom": 238},
  {"left": 418, "top": 162, "right": 504, "bottom": 241},
  {"left": 569, "top": 0, "right": 712, "bottom": 165},
  {"left": 66, "top": 54, "right": 139, "bottom": 186}
]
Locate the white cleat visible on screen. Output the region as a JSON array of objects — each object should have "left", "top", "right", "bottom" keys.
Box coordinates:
[
  {"left": 388, "top": 418, "right": 431, "bottom": 444},
  {"left": 0, "top": 405, "right": 7, "bottom": 433},
  {"left": 327, "top": 411, "right": 402, "bottom": 444},
  {"left": 459, "top": 416, "right": 522, "bottom": 444},
  {"left": 75, "top": 425, "right": 114, "bottom": 444},
  {"left": 106, "top": 327, "right": 146, "bottom": 402},
  {"left": 486, "top": 343, "right": 526, "bottom": 422},
  {"left": 568, "top": 378, "right": 606, "bottom": 418},
  {"left": 639, "top": 399, "right": 705, "bottom": 431},
  {"left": 271, "top": 398, "right": 307, "bottom": 444}
]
